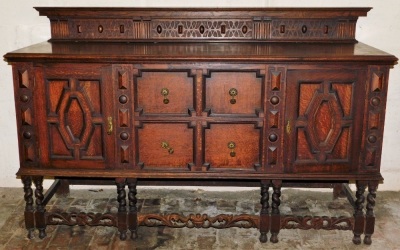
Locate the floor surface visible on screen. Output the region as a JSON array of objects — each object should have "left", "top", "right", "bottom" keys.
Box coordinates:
[{"left": 0, "top": 187, "right": 399, "bottom": 249}]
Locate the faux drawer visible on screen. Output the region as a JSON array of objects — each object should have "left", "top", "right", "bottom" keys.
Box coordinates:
[
  {"left": 205, "top": 71, "right": 262, "bottom": 115},
  {"left": 204, "top": 124, "right": 261, "bottom": 170},
  {"left": 137, "top": 123, "right": 193, "bottom": 169},
  {"left": 135, "top": 71, "right": 194, "bottom": 115}
]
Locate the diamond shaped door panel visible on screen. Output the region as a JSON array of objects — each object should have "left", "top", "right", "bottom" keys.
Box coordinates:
[
  {"left": 285, "top": 69, "right": 366, "bottom": 173},
  {"left": 36, "top": 64, "right": 114, "bottom": 169}
]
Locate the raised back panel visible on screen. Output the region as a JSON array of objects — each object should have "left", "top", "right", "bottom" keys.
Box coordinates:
[{"left": 36, "top": 7, "right": 370, "bottom": 42}]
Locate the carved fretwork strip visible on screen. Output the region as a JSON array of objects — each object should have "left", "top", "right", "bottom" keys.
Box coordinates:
[
  {"left": 151, "top": 20, "right": 253, "bottom": 40},
  {"left": 138, "top": 213, "right": 260, "bottom": 229},
  {"left": 46, "top": 212, "right": 117, "bottom": 226},
  {"left": 281, "top": 215, "right": 354, "bottom": 230}
]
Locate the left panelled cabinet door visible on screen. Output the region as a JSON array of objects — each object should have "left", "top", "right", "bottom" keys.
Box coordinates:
[{"left": 35, "top": 64, "right": 115, "bottom": 169}]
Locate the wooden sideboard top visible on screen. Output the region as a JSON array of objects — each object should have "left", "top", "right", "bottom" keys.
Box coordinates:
[
  {"left": 4, "top": 41, "right": 397, "bottom": 64},
  {"left": 33, "top": 7, "right": 372, "bottom": 42}
]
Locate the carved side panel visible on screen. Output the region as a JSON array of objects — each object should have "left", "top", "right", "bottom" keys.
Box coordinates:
[
  {"left": 360, "top": 66, "right": 390, "bottom": 171},
  {"left": 264, "top": 66, "right": 286, "bottom": 172},
  {"left": 286, "top": 69, "right": 365, "bottom": 173},
  {"left": 13, "top": 64, "right": 39, "bottom": 167},
  {"left": 113, "top": 65, "right": 134, "bottom": 168}
]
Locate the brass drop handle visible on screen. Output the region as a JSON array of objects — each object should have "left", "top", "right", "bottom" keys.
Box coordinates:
[
  {"left": 107, "top": 117, "right": 113, "bottom": 135},
  {"left": 161, "top": 141, "right": 174, "bottom": 154},
  {"left": 161, "top": 88, "right": 170, "bottom": 104},
  {"left": 229, "top": 88, "right": 238, "bottom": 104},
  {"left": 228, "top": 141, "right": 236, "bottom": 157}
]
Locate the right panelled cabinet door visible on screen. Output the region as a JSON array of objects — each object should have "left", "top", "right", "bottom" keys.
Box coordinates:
[{"left": 284, "top": 68, "right": 367, "bottom": 173}]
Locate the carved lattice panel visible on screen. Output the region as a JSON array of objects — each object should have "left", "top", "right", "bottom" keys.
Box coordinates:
[
  {"left": 46, "top": 79, "right": 105, "bottom": 161},
  {"left": 286, "top": 70, "right": 364, "bottom": 173}
]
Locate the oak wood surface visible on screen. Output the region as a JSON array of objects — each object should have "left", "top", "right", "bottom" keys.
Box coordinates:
[{"left": 4, "top": 42, "right": 397, "bottom": 64}]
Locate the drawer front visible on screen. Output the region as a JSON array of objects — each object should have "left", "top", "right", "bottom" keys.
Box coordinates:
[
  {"left": 137, "top": 123, "right": 193, "bottom": 169},
  {"left": 285, "top": 69, "right": 366, "bottom": 173},
  {"left": 135, "top": 71, "right": 194, "bottom": 114},
  {"left": 204, "top": 124, "right": 261, "bottom": 170},
  {"left": 205, "top": 71, "right": 262, "bottom": 115}
]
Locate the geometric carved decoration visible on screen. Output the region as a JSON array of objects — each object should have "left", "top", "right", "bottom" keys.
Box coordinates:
[
  {"left": 268, "top": 146, "right": 277, "bottom": 165},
  {"left": 18, "top": 70, "right": 29, "bottom": 88},
  {"left": 65, "top": 97, "right": 85, "bottom": 142},
  {"left": 296, "top": 82, "right": 353, "bottom": 163},
  {"left": 271, "top": 71, "right": 281, "bottom": 91},
  {"left": 369, "top": 112, "right": 380, "bottom": 130},
  {"left": 118, "top": 70, "right": 128, "bottom": 89},
  {"left": 47, "top": 79, "right": 104, "bottom": 160},
  {"left": 269, "top": 111, "right": 279, "bottom": 128},
  {"left": 119, "top": 109, "right": 129, "bottom": 127},
  {"left": 366, "top": 148, "right": 377, "bottom": 167},
  {"left": 21, "top": 108, "right": 33, "bottom": 126},
  {"left": 371, "top": 72, "right": 383, "bottom": 92},
  {"left": 120, "top": 146, "right": 129, "bottom": 163},
  {"left": 24, "top": 143, "right": 35, "bottom": 162},
  {"left": 151, "top": 20, "right": 253, "bottom": 39}
]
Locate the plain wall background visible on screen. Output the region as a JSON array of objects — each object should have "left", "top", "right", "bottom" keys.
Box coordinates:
[{"left": 1, "top": 0, "right": 399, "bottom": 189}]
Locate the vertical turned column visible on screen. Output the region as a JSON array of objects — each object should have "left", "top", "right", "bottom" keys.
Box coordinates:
[
  {"left": 22, "top": 176, "right": 35, "bottom": 239},
  {"left": 33, "top": 176, "right": 46, "bottom": 239},
  {"left": 116, "top": 178, "right": 127, "bottom": 240},
  {"left": 353, "top": 181, "right": 366, "bottom": 245},
  {"left": 128, "top": 178, "right": 138, "bottom": 239},
  {"left": 259, "top": 180, "right": 270, "bottom": 243},
  {"left": 270, "top": 180, "right": 282, "bottom": 243},
  {"left": 364, "top": 181, "right": 378, "bottom": 245}
]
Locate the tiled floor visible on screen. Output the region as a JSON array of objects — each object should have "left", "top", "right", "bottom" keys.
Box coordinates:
[{"left": 0, "top": 187, "right": 399, "bottom": 249}]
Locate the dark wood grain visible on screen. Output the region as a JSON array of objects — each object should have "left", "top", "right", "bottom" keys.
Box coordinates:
[{"left": 4, "top": 7, "right": 397, "bottom": 245}]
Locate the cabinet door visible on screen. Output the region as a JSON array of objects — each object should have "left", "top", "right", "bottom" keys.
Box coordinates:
[
  {"left": 285, "top": 69, "right": 365, "bottom": 173},
  {"left": 35, "top": 64, "right": 114, "bottom": 169}
]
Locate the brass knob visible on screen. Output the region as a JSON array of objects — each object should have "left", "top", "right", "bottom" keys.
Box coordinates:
[
  {"left": 161, "top": 141, "right": 174, "bottom": 154},
  {"left": 229, "top": 88, "right": 238, "bottom": 104},
  {"left": 228, "top": 141, "right": 236, "bottom": 157},
  {"left": 161, "top": 88, "right": 169, "bottom": 104}
]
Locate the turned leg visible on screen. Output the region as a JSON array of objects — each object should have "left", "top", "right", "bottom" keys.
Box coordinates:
[
  {"left": 22, "top": 176, "right": 35, "bottom": 239},
  {"left": 352, "top": 181, "right": 366, "bottom": 245},
  {"left": 55, "top": 178, "right": 70, "bottom": 197},
  {"left": 333, "top": 183, "right": 346, "bottom": 199},
  {"left": 270, "top": 180, "right": 282, "bottom": 243},
  {"left": 33, "top": 176, "right": 46, "bottom": 239},
  {"left": 259, "top": 180, "right": 270, "bottom": 243},
  {"left": 116, "top": 178, "right": 127, "bottom": 240},
  {"left": 128, "top": 178, "right": 138, "bottom": 239},
  {"left": 364, "top": 181, "right": 378, "bottom": 245}
]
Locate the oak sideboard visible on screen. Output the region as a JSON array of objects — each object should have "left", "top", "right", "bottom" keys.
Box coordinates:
[{"left": 4, "top": 7, "right": 397, "bottom": 244}]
